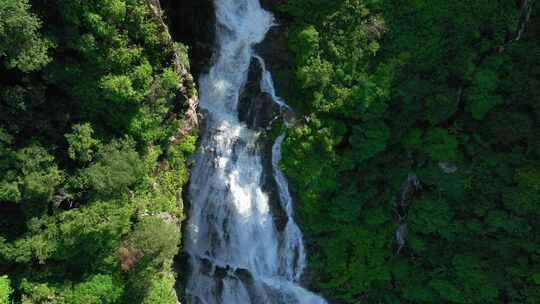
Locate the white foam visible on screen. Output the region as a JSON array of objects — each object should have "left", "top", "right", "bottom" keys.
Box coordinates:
[{"left": 184, "top": 1, "right": 328, "bottom": 303}]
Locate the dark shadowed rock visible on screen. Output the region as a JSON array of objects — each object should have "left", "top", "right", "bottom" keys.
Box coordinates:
[
  {"left": 254, "top": 22, "right": 295, "bottom": 110},
  {"left": 261, "top": 139, "right": 288, "bottom": 232},
  {"left": 237, "top": 57, "right": 287, "bottom": 231},
  {"left": 259, "top": 0, "right": 286, "bottom": 14},
  {"left": 160, "top": 0, "right": 216, "bottom": 77},
  {"left": 238, "top": 58, "right": 280, "bottom": 131}
]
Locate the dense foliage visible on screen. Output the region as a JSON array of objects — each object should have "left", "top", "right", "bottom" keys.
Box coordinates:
[
  {"left": 279, "top": 0, "right": 540, "bottom": 303},
  {"left": 0, "top": 0, "right": 196, "bottom": 303},
  {"left": 2, "top": 0, "right": 539, "bottom": 303}
]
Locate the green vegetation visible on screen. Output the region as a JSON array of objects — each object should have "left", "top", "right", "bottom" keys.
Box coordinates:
[
  {"left": 2, "top": 0, "right": 539, "bottom": 303},
  {"left": 0, "top": 276, "right": 11, "bottom": 304},
  {"left": 279, "top": 0, "right": 540, "bottom": 303},
  {"left": 0, "top": 0, "right": 196, "bottom": 303},
  {"left": 0, "top": 0, "right": 53, "bottom": 72}
]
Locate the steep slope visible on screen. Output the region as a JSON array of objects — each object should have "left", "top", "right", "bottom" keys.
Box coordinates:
[{"left": 0, "top": 0, "right": 198, "bottom": 302}]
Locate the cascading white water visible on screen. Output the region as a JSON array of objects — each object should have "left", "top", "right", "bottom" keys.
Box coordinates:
[{"left": 184, "top": 1, "right": 327, "bottom": 303}]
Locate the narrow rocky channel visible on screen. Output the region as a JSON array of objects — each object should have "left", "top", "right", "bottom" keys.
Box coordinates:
[{"left": 182, "top": 0, "right": 328, "bottom": 303}]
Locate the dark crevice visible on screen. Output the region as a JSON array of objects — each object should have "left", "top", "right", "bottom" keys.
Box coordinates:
[{"left": 160, "top": 0, "right": 216, "bottom": 78}]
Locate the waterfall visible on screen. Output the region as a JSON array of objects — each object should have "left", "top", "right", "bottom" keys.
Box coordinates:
[{"left": 183, "top": 0, "right": 327, "bottom": 303}]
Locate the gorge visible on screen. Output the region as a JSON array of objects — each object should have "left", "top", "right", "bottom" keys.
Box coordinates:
[
  {"left": 0, "top": 1, "right": 538, "bottom": 303},
  {"left": 183, "top": 0, "right": 326, "bottom": 303}
]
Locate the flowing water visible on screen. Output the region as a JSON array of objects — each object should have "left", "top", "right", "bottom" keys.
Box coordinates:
[{"left": 183, "top": 0, "right": 327, "bottom": 303}]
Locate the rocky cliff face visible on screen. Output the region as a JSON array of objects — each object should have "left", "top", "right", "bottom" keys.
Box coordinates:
[
  {"left": 238, "top": 58, "right": 281, "bottom": 130},
  {"left": 155, "top": 0, "right": 301, "bottom": 300},
  {"left": 252, "top": 1, "right": 296, "bottom": 113},
  {"left": 159, "top": 0, "right": 216, "bottom": 78},
  {"left": 145, "top": 2, "right": 203, "bottom": 303},
  {"left": 147, "top": 0, "right": 199, "bottom": 142}
]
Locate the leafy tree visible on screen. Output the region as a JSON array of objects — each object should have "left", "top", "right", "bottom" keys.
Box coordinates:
[
  {"left": 289, "top": 25, "right": 320, "bottom": 65},
  {"left": 125, "top": 217, "right": 180, "bottom": 267},
  {"left": 121, "top": 217, "right": 180, "bottom": 303},
  {"left": 0, "top": 129, "right": 20, "bottom": 203},
  {"left": 77, "top": 139, "right": 144, "bottom": 197},
  {"left": 64, "top": 274, "right": 123, "bottom": 304},
  {"left": 0, "top": 276, "right": 11, "bottom": 304},
  {"left": 422, "top": 128, "right": 459, "bottom": 161},
  {"left": 1, "top": 199, "right": 133, "bottom": 266},
  {"left": 17, "top": 145, "right": 63, "bottom": 203},
  {"left": 20, "top": 280, "right": 60, "bottom": 304},
  {"left": 142, "top": 273, "right": 177, "bottom": 304},
  {"left": 100, "top": 74, "right": 141, "bottom": 104},
  {"left": 66, "top": 123, "right": 101, "bottom": 163},
  {"left": 349, "top": 121, "right": 390, "bottom": 161},
  {"left": 467, "top": 69, "right": 502, "bottom": 120},
  {"left": 0, "top": 0, "right": 52, "bottom": 71}
]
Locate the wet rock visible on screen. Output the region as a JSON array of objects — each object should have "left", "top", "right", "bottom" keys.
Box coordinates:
[
  {"left": 254, "top": 25, "right": 295, "bottom": 104},
  {"left": 396, "top": 223, "right": 408, "bottom": 254},
  {"left": 397, "top": 174, "right": 422, "bottom": 209},
  {"left": 439, "top": 161, "right": 458, "bottom": 174},
  {"left": 238, "top": 58, "right": 280, "bottom": 131},
  {"left": 236, "top": 58, "right": 287, "bottom": 231},
  {"left": 261, "top": 139, "right": 288, "bottom": 232}
]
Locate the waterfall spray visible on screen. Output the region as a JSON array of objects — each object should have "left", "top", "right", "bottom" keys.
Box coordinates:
[{"left": 184, "top": 1, "right": 327, "bottom": 303}]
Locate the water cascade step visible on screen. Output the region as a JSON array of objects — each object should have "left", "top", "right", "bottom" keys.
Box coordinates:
[{"left": 184, "top": 1, "right": 328, "bottom": 303}]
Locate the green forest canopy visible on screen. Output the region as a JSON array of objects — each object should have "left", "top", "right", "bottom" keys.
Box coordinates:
[
  {"left": 279, "top": 0, "right": 540, "bottom": 303},
  {"left": 0, "top": 0, "right": 195, "bottom": 303},
  {"left": 0, "top": 0, "right": 539, "bottom": 303}
]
